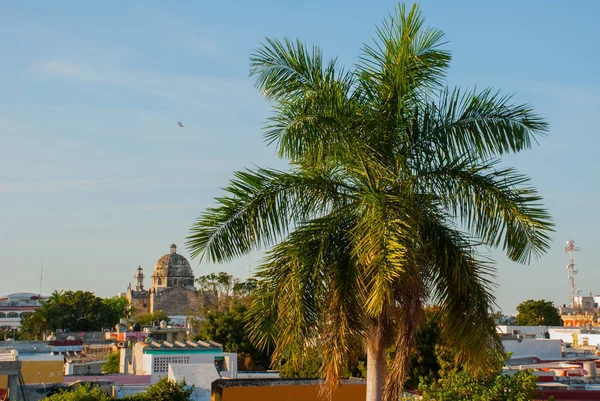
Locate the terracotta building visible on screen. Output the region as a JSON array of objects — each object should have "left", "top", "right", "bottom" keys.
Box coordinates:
[{"left": 125, "top": 244, "right": 206, "bottom": 318}]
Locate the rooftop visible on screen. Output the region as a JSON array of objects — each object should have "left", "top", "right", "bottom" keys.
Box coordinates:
[{"left": 146, "top": 341, "right": 223, "bottom": 350}]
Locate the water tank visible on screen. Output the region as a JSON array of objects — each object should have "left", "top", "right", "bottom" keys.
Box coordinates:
[{"left": 583, "top": 361, "right": 597, "bottom": 378}]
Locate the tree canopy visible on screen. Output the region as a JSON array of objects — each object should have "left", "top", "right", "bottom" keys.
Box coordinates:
[
  {"left": 21, "top": 291, "right": 130, "bottom": 338},
  {"left": 186, "top": 4, "right": 553, "bottom": 401},
  {"left": 42, "top": 379, "right": 193, "bottom": 401},
  {"left": 515, "top": 299, "right": 562, "bottom": 326},
  {"left": 134, "top": 310, "right": 170, "bottom": 326},
  {"left": 193, "top": 302, "right": 270, "bottom": 370}
]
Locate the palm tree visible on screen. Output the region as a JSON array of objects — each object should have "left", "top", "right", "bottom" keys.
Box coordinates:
[{"left": 187, "top": 4, "right": 553, "bottom": 401}]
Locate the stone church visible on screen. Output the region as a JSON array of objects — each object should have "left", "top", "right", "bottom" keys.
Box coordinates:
[{"left": 125, "top": 244, "right": 206, "bottom": 317}]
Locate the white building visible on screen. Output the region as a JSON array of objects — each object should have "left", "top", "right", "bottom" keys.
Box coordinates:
[
  {"left": 122, "top": 339, "right": 235, "bottom": 383},
  {"left": 496, "top": 325, "right": 552, "bottom": 338},
  {"left": 0, "top": 293, "right": 46, "bottom": 329}
]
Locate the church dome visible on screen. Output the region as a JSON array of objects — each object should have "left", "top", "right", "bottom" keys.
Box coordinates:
[{"left": 151, "top": 244, "right": 195, "bottom": 289}]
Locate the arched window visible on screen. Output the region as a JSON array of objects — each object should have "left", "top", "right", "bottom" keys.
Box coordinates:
[
  {"left": 7, "top": 312, "right": 18, "bottom": 318},
  {"left": 20, "top": 312, "right": 33, "bottom": 319},
  {"left": 157, "top": 278, "right": 162, "bottom": 286},
  {"left": 0, "top": 312, "right": 6, "bottom": 318},
  {"left": 174, "top": 279, "right": 178, "bottom": 286}
]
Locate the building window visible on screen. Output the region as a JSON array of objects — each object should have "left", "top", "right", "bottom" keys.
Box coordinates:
[
  {"left": 152, "top": 356, "right": 191, "bottom": 373},
  {"left": 174, "top": 279, "right": 178, "bottom": 286},
  {"left": 7, "top": 312, "right": 18, "bottom": 318},
  {"left": 0, "top": 312, "right": 5, "bottom": 318},
  {"left": 157, "top": 278, "right": 162, "bottom": 286}
]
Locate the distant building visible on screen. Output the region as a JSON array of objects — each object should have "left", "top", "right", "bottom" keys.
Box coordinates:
[
  {"left": 559, "top": 295, "right": 600, "bottom": 327},
  {"left": 120, "top": 339, "right": 232, "bottom": 383},
  {"left": 124, "top": 244, "right": 208, "bottom": 322},
  {"left": 0, "top": 293, "right": 46, "bottom": 329}
]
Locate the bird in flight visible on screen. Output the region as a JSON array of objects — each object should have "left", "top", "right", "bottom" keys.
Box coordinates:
[{"left": 177, "top": 121, "right": 184, "bottom": 128}]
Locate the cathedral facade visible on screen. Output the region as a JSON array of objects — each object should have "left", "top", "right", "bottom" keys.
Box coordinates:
[{"left": 125, "top": 244, "right": 206, "bottom": 317}]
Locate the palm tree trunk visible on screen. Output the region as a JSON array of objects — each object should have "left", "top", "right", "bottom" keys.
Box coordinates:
[{"left": 366, "top": 333, "right": 387, "bottom": 401}]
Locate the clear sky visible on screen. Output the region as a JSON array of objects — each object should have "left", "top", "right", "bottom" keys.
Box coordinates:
[{"left": 0, "top": 1, "right": 598, "bottom": 314}]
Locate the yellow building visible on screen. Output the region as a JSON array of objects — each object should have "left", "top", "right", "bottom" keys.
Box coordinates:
[{"left": 0, "top": 353, "right": 64, "bottom": 388}]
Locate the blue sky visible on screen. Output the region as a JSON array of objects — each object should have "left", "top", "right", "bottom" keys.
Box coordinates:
[{"left": 0, "top": 1, "right": 598, "bottom": 313}]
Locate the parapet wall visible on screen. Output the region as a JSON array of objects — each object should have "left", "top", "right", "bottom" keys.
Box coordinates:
[{"left": 211, "top": 379, "right": 367, "bottom": 401}]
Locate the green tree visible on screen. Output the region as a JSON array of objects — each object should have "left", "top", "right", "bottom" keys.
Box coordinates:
[
  {"left": 196, "top": 272, "right": 239, "bottom": 311},
  {"left": 103, "top": 296, "right": 131, "bottom": 323},
  {"left": 492, "top": 311, "right": 517, "bottom": 325},
  {"left": 186, "top": 4, "right": 553, "bottom": 401},
  {"left": 134, "top": 310, "right": 170, "bottom": 326},
  {"left": 515, "top": 299, "right": 561, "bottom": 326},
  {"left": 403, "top": 307, "right": 442, "bottom": 389},
  {"left": 232, "top": 278, "right": 258, "bottom": 303},
  {"left": 279, "top": 346, "right": 323, "bottom": 378},
  {"left": 102, "top": 352, "right": 120, "bottom": 374},
  {"left": 193, "top": 303, "right": 270, "bottom": 369},
  {"left": 123, "top": 378, "right": 193, "bottom": 401},
  {"left": 20, "top": 291, "right": 128, "bottom": 338},
  {"left": 419, "top": 369, "right": 537, "bottom": 401},
  {"left": 43, "top": 384, "right": 112, "bottom": 401}
]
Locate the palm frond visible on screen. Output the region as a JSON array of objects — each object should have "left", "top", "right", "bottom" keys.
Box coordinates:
[
  {"left": 418, "top": 156, "right": 553, "bottom": 263},
  {"left": 357, "top": 3, "right": 451, "bottom": 105},
  {"left": 419, "top": 87, "right": 548, "bottom": 158},
  {"left": 186, "top": 168, "right": 347, "bottom": 262},
  {"left": 250, "top": 37, "right": 352, "bottom": 102},
  {"left": 385, "top": 272, "right": 424, "bottom": 401},
  {"left": 248, "top": 212, "right": 363, "bottom": 391},
  {"left": 423, "top": 215, "right": 505, "bottom": 371}
]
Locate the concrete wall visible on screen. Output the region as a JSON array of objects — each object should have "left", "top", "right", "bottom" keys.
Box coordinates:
[
  {"left": 502, "top": 338, "right": 562, "bottom": 361},
  {"left": 168, "top": 364, "right": 219, "bottom": 401},
  {"left": 212, "top": 379, "right": 366, "bottom": 401},
  {"left": 63, "top": 375, "right": 151, "bottom": 385},
  {"left": 497, "top": 325, "right": 551, "bottom": 338},
  {"left": 65, "top": 361, "right": 105, "bottom": 375},
  {"left": 236, "top": 372, "right": 280, "bottom": 379}
]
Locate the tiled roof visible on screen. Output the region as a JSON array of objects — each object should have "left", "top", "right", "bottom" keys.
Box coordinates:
[{"left": 143, "top": 339, "right": 222, "bottom": 350}]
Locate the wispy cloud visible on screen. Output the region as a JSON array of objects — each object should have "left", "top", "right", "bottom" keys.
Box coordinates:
[{"left": 28, "top": 57, "right": 257, "bottom": 106}]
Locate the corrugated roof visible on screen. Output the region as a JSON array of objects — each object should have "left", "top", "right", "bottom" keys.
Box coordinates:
[{"left": 143, "top": 339, "right": 222, "bottom": 350}]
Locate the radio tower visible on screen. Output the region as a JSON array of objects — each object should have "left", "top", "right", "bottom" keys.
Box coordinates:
[{"left": 565, "top": 238, "right": 580, "bottom": 308}]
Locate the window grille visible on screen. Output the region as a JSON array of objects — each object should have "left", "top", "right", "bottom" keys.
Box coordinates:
[{"left": 152, "top": 356, "right": 191, "bottom": 373}]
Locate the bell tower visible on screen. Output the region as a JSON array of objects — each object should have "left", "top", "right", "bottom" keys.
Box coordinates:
[{"left": 134, "top": 266, "right": 145, "bottom": 291}]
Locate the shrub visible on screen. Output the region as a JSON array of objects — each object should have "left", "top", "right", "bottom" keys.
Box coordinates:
[
  {"left": 102, "top": 352, "right": 120, "bottom": 374},
  {"left": 43, "top": 384, "right": 112, "bottom": 401},
  {"left": 123, "top": 377, "right": 194, "bottom": 401},
  {"left": 419, "top": 370, "right": 537, "bottom": 401}
]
